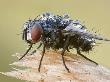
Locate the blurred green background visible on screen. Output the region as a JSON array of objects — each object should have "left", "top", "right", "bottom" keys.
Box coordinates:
[{"left": 0, "top": 0, "right": 110, "bottom": 82}]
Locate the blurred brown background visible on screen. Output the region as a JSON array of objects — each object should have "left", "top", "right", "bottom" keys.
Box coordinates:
[{"left": 0, "top": 0, "right": 110, "bottom": 82}]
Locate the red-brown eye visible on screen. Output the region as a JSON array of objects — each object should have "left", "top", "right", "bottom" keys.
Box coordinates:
[{"left": 31, "top": 24, "right": 43, "bottom": 43}]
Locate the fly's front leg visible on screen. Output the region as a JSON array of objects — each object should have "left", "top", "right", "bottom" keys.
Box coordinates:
[
  {"left": 37, "top": 42, "right": 42, "bottom": 49},
  {"left": 30, "top": 50, "right": 36, "bottom": 55},
  {"left": 30, "top": 43, "right": 42, "bottom": 55},
  {"left": 19, "top": 43, "right": 33, "bottom": 60}
]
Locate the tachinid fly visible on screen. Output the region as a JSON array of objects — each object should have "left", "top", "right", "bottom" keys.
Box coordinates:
[{"left": 20, "top": 12, "right": 110, "bottom": 72}]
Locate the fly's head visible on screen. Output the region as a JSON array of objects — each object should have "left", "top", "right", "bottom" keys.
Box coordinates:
[{"left": 22, "top": 19, "right": 43, "bottom": 44}]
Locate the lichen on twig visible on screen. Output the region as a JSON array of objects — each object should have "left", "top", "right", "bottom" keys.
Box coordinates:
[{"left": 1, "top": 50, "right": 110, "bottom": 82}]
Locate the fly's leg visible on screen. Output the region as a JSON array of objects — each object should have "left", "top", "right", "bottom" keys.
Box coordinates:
[
  {"left": 19, "top": 43, "right": 33, "bottom": 60},
  {"left": 30, "top": 43, "right": 42, "bottom": 55},
  {"left": 66, "top": 47, "right": 70, "bottom": 52},
  {"left": 37, "top": 43, "right": 42, "bottom": 49},
  {"left": 61, "top": 35, "right": 70, "bottom": 73},
  {"left": 77, "top": 48, "right": 98, "bottom": 65},
  {"left": 38, "top": 42, "right": 46, "bottom": 72},
  {"left": 30, "top": 50, "right": 36, "bottom": 55}
]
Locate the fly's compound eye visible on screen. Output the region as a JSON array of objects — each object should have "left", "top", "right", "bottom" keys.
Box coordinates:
[{"left": 31, "top": 23, "right": 43, "bottom": 43}]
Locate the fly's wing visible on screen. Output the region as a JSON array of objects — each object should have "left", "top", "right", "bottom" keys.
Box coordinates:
[{"left": 64, "top": 24, "right": 110, "bottom": 41}]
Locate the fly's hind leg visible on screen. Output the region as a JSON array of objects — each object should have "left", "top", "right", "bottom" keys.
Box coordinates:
[{"left": 77, "top": 48, "right": 98, "bottom": 65}]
